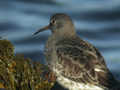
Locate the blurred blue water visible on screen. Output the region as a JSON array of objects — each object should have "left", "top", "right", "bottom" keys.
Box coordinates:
[{"left": 0, "top": 0, "right": 120, "bottom": 80}]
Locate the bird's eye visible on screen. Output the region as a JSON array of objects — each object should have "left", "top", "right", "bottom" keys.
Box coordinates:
[{"left": 50, "top": 19, "right": 56, "bottom": 24}]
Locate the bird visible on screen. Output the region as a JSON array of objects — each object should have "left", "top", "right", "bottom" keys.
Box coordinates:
[{"left": 33, "top": 13, "right": 119, "bottom": 90}]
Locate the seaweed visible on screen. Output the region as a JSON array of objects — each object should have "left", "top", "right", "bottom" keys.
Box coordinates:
[{"left": 0, "top": 40, "right": 56, "bottom": 90}]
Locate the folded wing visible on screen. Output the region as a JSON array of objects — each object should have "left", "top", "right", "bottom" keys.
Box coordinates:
[{"left": 56, "top": 45, "right": 118, "bottom": 88}]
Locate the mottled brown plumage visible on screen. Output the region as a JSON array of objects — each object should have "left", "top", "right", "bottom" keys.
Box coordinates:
[{"left": 33, "top": 13, "right": 119, "bottom": 90}]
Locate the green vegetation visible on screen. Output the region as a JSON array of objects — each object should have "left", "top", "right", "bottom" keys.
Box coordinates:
[{"left": 0, "top": 40, "right": 56, "bottom": 90}]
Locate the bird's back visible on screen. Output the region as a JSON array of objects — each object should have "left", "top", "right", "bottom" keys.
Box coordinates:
[
  {"left": 56, "top": 36, "right": 105, "bottom": 64},
  {"left": 46, "top": 35, "right": 119, "bottom": 90}
]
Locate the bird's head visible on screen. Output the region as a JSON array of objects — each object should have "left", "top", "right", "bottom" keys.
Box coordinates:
[{"left": 33, "top": 13, "right": 76, "bottom": 37}]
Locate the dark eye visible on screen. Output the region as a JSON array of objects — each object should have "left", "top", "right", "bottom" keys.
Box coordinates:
[{"left": 50, "top": 19, "right": 56, "bottom": 24}]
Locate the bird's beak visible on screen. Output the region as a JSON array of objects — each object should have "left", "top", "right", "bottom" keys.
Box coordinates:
[{"left": 33, "top": 24, "right": 51, "bottom": 35}]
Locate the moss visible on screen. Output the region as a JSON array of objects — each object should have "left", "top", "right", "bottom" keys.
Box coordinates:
[
  {"left": 0, "top": 40, "right": 56, "bottom": 90},
  {"left": 0, "top": 40, "right": 14, "bottom": 59}
]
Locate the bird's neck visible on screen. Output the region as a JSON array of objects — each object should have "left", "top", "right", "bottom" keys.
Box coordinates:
[{"left": 52, "top": 27, "right": 76, "bottom": 40}]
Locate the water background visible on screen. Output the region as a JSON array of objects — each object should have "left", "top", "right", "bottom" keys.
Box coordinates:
[{"left": 0, "top": 0, "right": 120, "bottom": 81}]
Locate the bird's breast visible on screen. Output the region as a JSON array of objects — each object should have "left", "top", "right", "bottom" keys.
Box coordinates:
[
  {"left": 44, "top": 36, "right": 58, "bottom": 68},
  {"left": 45, "top": 38, "right": 55, "bottom": 57}
]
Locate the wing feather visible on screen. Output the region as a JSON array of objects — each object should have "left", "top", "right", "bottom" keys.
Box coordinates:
[{"left": 56, "top": 45, "right": 116, "bottom": 87}]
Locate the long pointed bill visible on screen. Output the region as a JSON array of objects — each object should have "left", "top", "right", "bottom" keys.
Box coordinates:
[{"left": 33, "top": 25, "right": 50, "bottom": 35}]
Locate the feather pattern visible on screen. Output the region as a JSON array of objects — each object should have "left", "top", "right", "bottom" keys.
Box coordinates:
[{"left": 45, "top": 36, "right": 118, "bottom": 90}]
